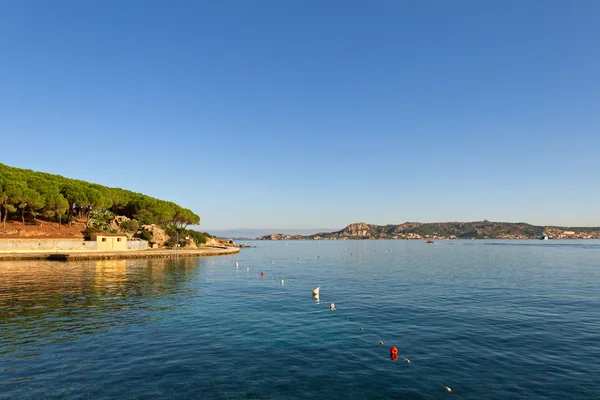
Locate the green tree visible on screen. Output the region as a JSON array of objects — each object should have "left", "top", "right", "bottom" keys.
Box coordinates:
[
  {"left": 61, "top": 183, "right": 87, "bottom": 223},
  {"left": 44, "top": 191, "right": 69, "bottom": 227}
]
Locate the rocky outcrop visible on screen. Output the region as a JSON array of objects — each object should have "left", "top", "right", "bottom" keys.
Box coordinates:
[
  {"left": 183, "top": 238, "right": 198, "bottom": 249},
  {"left": 138, "top": 224, "right": 170, "bottom": 247},
  {"left": 338, "top": 222, "right": 378, "bottom": 237},
  {"left": 109, "top": 216, "right": 131, "bottom": 232},
  {"left": 205, "top": 237, "right": 239, "bottom": 248}
]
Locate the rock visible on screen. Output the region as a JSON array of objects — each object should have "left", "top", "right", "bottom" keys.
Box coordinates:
[
  {"left": 138, "top": 224, "right": 170, "bottom": 247},
  {"left": 184, "top": 238, "right": 198, "bottom": 249},
  {"left": 205, "top": 237, "right": 238, "bottom": 248},
  {"left": 109, "top": 216, "right": 131, "bottom": 232}
]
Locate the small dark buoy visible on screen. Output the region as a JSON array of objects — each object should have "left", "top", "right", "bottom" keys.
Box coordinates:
[{"left": 360, "top": 327, "right": 364, "bottom": 330}]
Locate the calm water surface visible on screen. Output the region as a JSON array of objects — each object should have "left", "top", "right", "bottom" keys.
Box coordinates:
[{"left": 1, "top": 240, "right": 599, "bottom": 399}]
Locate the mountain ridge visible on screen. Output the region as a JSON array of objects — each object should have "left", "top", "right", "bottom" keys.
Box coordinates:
[{"left": 255, "top": 221, "right": 600, "bottom": 240}]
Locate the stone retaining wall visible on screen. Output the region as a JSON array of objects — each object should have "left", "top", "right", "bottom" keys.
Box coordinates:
[
  {"left": 0, "top": 239, "right": 96, "bottom": 251},
  {"left": 126, "top": 240, "right": 149, "bottom": 250}
]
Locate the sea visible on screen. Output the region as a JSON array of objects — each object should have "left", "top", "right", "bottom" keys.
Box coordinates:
[{"left": 1, "top": 240, "right": 599, "bottom": 399}]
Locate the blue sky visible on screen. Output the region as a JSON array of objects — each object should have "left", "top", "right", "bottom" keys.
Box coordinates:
[{"left": 1, "top": 1, "right": 599, "bottom": 231}]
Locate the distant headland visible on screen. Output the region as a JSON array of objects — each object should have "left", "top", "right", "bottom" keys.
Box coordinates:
[
  {"left": 0, "top": 163, "right": 236, "bottom": 251},
  {"left": 255, "top": 221, "right": 600, "bottom": 240}
]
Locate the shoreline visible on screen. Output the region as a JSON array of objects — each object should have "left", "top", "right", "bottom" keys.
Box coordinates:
[{"left": 0, "top": 247, "right": 240, "bottom": 261}]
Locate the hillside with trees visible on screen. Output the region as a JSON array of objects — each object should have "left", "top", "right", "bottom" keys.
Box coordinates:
[{"left": 0, "top": 163, "right": 209, "bottom": 245}]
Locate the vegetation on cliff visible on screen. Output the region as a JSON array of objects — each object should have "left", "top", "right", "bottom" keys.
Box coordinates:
[{"left": 0, "top": 163, "right": 203, "bottom": 243}]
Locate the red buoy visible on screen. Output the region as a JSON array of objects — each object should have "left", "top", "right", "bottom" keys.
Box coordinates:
[
  {"left": 390, "top": 347, "right": 399, "bottom": 360},
  {"left": 261, "top": 272, "right": 264, "bottom": 276}
]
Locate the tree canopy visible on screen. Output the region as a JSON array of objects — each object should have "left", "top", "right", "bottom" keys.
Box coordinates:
[{"left": 0, "top": 163, "right": 200, "bottom": 228}]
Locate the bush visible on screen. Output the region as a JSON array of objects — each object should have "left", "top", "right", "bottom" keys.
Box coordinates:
[
  {"left": 119, "top": 219, "right": 139, "bottom": 233},
  {"left": 87, "top": 209, "right": 115, "bottom": 231},
  {"left": 82, "top": 226, "right": 100, "bottom": 241},
  {"left": 136, "top": 229, "right": 153, "bottom": 242}
]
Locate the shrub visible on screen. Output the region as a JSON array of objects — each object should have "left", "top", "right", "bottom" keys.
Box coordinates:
[
  {"left": 119, "top": 219, "right": 139, "bottom": 233},
  {"left": 136, "top": 229, "right": 153, "bottom": 242},
  {"left": 82, "top": 226, "right": 100, "bottom": 241},
  {"left": 87, "top": 209, "right": 115, "bottom": 231}
]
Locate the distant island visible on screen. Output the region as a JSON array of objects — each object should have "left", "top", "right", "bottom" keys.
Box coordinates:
[{"left": 255, "top": 221, "right": 600, "bottom": 240}]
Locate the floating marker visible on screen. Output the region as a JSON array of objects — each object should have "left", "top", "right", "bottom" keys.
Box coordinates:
[
  {"left": 261, "top": 272, "right": 265, "bottom": 277},
  {"left": 379, "top": 340, "right": 384, "bottom": 345},
  {"left": 445, "top": 386, "right": 452, "bottom": 393},
  {"left": 280, "top": 280, "right": 284, "bottom": 285},
  {"left": 312, "top": 286, "right": 320, "bottom": 296},
  {"left": 360, "top": 327, "right": 364, "bottom": 330},
  {"left": 404, "top": 358, "right": 411, "bottom": 364},
  {"left": 246, "top": 267, "right": 250, "bottom": 271},
  {"left": 330, "top": 303, "right": 336, "bottom": 311},
  {"left": 235, "top": 261, "right": 239, "bottom": 267}
]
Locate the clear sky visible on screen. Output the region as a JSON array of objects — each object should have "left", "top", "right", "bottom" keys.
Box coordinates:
[{"left": 1, "top": 1, "right": 599, "bottom": 231}]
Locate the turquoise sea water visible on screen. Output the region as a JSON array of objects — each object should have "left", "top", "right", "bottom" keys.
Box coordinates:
[{"left": 1, "top": 240, "right": 599, "bottom": 399}]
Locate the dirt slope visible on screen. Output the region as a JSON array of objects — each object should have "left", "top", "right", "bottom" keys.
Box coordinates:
[{"left": 0, "top": 219, "right": 86, "bottom": 239}]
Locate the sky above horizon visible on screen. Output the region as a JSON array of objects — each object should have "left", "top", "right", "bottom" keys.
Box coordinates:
[{"left": 2, "top": 1, "right": 600, "bottom": 230}]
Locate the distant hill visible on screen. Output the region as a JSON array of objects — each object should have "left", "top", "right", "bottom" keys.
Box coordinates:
[
  {"left": 209, "top": 228, "right": 341, "bottom": 240},
  {"left": 256, "top": 221, "right": 600, "bottom": 240}
]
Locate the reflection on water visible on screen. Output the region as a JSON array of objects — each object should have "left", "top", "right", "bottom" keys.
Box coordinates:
[{"left": 0, "top": 258, "right": 202, "bottom": 352}]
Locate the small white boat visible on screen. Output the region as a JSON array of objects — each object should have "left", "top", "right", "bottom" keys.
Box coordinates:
[{"left": 312, "top": 286, "right": 320, "bottom": 296}]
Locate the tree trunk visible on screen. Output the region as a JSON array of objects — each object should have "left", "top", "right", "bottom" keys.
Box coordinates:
[
  {"left": 0, "top": 207, "right": 3, "bottom": 228},
  {"left": 56, "top": 208, "right": 61, "bottom": 228},
  {"left": 68, "top": 202, "right": 74, "bottom": 225},
  {"left": 21, "top": 207, "right": 25, "bottom": 225}
]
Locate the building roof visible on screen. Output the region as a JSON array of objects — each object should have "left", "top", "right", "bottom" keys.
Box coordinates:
[{"left": 91, "top": 233, "right": 128, "bottom": 238}]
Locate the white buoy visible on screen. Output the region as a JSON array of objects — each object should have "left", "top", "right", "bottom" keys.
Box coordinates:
[
  {"left": 405, "top": 358, "right": 411, "bottom": 364},
  {"left": 312, "top": 286, "right": 320, "bottom": 296},
  {"left": 330, "top": 303, "right": 336, "bottom": 311},
  {"left": 280, "top": 280, "right": 284, "bottom": 285},
  {"left": 445, "top": 386, "right": 452, "bottom": 393},
  {"left": 235, "top": 261, "right": 239, "bottom": 268},
  {"left": 379, "top": 340, "right": 384, "bottom": 344},
  {"left": 246, "top": 267, "right": 250, "bottom": 271}
]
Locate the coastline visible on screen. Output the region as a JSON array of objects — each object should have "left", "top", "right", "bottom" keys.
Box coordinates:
[{"left": 0, "top": 246, "right": 240, "bottom": 261}]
